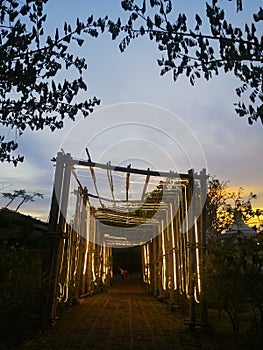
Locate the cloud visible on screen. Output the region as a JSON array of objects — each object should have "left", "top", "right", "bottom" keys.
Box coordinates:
[{"left": 1, "top": 0, "right": 262, "bottom": 220}]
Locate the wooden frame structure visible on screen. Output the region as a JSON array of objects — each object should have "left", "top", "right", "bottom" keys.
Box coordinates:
[{"left": 42, "top": 152, "right": 208, "bottom": 329}]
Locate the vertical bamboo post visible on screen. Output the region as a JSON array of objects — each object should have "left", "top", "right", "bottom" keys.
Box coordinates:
[
  {"left": 188, "top": 169, "right": 196, "bottom": 331},
  {"left": 49, "top": 153, "right": 72, "bottom": 320},
  {"left": 81, "top": 188, "right": 88, "bottom": 295},
  {"left": 77, "top": 238, "right": 85, "bottom": 296},
  {"left": 108, "top": 246, "right": 113, "bottom": 286},
  {"left": 101, "top": 243, "right": 106, "bottom": 287},
  {"left": 153, "top": 234, "right": 158, "bottom": 296},
  {"left": 73, "top": 187, "right": 82, "bottom": 301},
  {"left": 200, "top": 168, "right": 208, "bottom": 326},
  {"left": 167, "top": 204, "right": 175, "bottom": 308},
  {"left": 141, "top": 244, "right": 145, "bottom": 283},
  {"left": 157, "top": 222, "right": 162, "bottom": 297},
  {"left": 169, "top": 201, "right": 177, "bottom": 307},
  {"left": 42, "top": 152, "right": 64, "bottom": 322},
  {"left": 87, "top": 213, "right": 95, "bottom": 294},
  {"left": 174, "top": 198, "right": 181, "bottom": 304},
  {"left": 182, "top": 186, "right": 189, "bottom": 311},
  {"left": 99, "top": 243, "right": 104, "bottom": 291},
  {"left": 163, "top": 216, "right": 168, "bottom": 293},
  {"left": 149, "top": 240, "right": 154, "bottom": 293}
]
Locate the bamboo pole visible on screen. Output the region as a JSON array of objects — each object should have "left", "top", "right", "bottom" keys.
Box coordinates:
[
  {"left": 73, "top": 187, "right": 82, "bottom": 301},
  {"left": 81, "top": 188, "right": 88, "bottom": 295},
  {"left": 174, "top": 199, "right": 181, "bottom": 304},
  {"left": 157, "top": 223, "right": 162, "bottom": 297},
  {"left": 42, "top": 152, "right": 64, "bottom": 322},
  {"left": 200, "top": 168, "right": 208, "bottom": 326},
  {"left": 153, "top": 235, "right": 158, "bottom": 296},
  {"left": 188, "top": 169, "right": 196, "bottom": 331},
  {"left": 77, "top": 159, "right": 193, "bottom": 180},
  {"left": 49, "top": 153, "right": 72, "bottom": 320},
  {"left": 169, "top": 202, "right": 176, "bottom": 308},
  {"left": 87, "top": 216, "right": 95, "bottom": 295}
]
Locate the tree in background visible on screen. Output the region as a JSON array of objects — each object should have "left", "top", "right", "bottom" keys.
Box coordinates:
[
  {"left": 206, "top": 177, "right": 261, "bottom": 239},
  {"left": 2, "top": 189, "right": 17, "bottom": 208},
  {"left": 0, "top": 0, "right": 104, "bottom": 165},
  {"left": 206, "top": 177, "right": 231, "bottom": 238},
  {"left": 105, "top": 0, "right": 262, "bottom": 124},
  {"left": 2, "top": 189, "right": 43, "bottom": 212}
]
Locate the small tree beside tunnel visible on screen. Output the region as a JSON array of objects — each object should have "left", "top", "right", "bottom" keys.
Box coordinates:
[{"left": 205, "top": 229, "right": 263, "bottom": 334}]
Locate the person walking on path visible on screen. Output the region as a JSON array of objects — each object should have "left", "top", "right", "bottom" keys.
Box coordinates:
[{"left": 119, "top": 267, "right": 129, "bottom": 281}]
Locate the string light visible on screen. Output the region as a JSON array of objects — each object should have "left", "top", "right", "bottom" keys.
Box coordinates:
[
  {"left": 82, "top": 204, "right": 90, "bottom": 276},
  {"left": 170, "top": 203, "right": 177, "bottom": 290},
  {"left": 194, "top": 217, "right": 201, "bottom": 303},
  {"left": 161, "top": 219, "right": 167, "bottom": 290}
]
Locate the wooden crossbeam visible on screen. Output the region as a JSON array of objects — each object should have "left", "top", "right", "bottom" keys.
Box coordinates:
[
  {"left": 106, "top": 161, "right": 116, "bottom": 206},
  {"left": 75, "top": 159, "right": 200, "bottom": 180}
]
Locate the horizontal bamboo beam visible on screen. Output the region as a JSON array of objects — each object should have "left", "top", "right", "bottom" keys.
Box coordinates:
[{"left": 75, "top": 159, "right": 202, "bottom": 180}]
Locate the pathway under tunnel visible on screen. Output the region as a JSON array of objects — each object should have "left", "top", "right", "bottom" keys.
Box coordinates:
[{"left": 24, "top": 278, "right": 202, "bottom": 350}]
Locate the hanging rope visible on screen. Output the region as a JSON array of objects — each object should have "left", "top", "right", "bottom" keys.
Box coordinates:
[
  {"left": 141, "top": 172, "right": 150, "bottom": 202},
  {"left": 89, "top": 166, "right": 104, "bottom": 208},
  {"left": 126, "top": 171, "right": 130, "bottom": 203},
  {"left": 106, "top": 161, "right": 116, "bottom": 207}
]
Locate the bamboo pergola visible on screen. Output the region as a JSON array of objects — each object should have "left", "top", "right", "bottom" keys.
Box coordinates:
[{"left": 42, "top": 152, "right": 208, "bottom": 329}]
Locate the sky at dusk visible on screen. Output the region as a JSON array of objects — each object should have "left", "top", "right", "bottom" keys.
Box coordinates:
[{"left": 0, "top": 0, "right": 262, "bottom": 221}]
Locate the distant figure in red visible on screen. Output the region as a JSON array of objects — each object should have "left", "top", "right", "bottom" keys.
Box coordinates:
[{"left": 119, "top": 267, "right": 129, "bottom": 281}]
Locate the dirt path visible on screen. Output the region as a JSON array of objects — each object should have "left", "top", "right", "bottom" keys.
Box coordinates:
[{"left": 22, "top": 279, "right": 202, "bottom": 350}]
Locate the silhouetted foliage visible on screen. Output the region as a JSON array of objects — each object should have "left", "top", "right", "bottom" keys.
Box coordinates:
[
  {"left": 2, "top": 189, "right": 43, "bottom": 212},
  {"left": 105, "top": 0, "right": 262, "bottom": 124},
  {"left": 0, "top": 0, "right": 103, "bottom": 165}
]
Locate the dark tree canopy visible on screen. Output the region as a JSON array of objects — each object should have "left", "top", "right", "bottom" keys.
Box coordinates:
[
  {"left": 105, "top": 0, "right": 263, "bottom": 125},
  {"left": 0, "top": 0, "right": 105, "bottom": 165}
]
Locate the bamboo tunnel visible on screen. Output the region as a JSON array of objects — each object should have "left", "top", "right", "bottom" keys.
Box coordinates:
[{"left": 44, "top": 152, "right": 207, "bottom": 329}]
